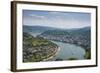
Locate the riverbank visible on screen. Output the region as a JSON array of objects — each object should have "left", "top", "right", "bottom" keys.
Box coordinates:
[{"left": 42, "top": 47, "right": 60, "bottom": 61}]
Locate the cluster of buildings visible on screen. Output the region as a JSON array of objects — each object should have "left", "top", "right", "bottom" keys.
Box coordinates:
[{"left": 39, "top": 32, "right": 90, "bottom": 51}]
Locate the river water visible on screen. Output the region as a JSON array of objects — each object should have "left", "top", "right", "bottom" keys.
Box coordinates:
[{"left": 51, "top": 41, "right": 86, "bottom": 60}]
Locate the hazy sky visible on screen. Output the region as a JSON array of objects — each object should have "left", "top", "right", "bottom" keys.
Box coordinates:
[{"left": 23, "top": 10, "right": 91, "bottom": 29}]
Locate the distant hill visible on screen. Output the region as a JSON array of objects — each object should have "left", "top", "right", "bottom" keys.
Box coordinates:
[
  {"left": 68, "top": 27, "right": 91, "bottom": 36},
  {"left": 39, "top": 26, "right": 91, "bottom": 37},
  {"left": 23, "top": 25, "right": 59, "bottom": 33},
  {"left": 23, "top": 25, "right": 90, "bottom": 33}
]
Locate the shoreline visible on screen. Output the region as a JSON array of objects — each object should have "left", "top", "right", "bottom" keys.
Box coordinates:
[
  {"left": 51, "top": 40, "right": 88, "bottom": 51},
  {"left": 43, "top": 47, "right": 60, "bottom": 61}
]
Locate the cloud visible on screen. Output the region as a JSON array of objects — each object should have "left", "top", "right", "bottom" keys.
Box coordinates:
[
  {"left": 28, "top": 14, "right": 46, "bottom": 19},
  {"left": 23, "top": 10, "right": 91, "bottom": 29},
  {"left": 48, "top": 11, "right": 63, "bottom": 14}
]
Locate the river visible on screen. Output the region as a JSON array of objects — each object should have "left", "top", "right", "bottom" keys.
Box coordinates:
[{"left": 51, "top": 41, "right": 86, "bottom": 60}]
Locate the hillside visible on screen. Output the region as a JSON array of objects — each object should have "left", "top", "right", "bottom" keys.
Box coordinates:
[{"left": 23, "top": 32, "right": 58, "bottom": 62}]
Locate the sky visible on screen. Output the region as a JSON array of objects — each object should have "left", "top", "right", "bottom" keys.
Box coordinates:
[{"left": 22, "top": 10, "right": 91, "bottom": 29}]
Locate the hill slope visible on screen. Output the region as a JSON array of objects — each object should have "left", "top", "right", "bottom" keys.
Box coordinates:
[{"left": 23, "top": 32, "right": 58, "bottom": 62}]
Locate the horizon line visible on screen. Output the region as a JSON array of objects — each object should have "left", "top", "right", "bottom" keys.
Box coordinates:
[{"left": 23, "top": 25, "right": 91, "bottom": 29}]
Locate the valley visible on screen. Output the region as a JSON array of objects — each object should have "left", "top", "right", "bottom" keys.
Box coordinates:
[{"left": 23, "top": 25, "right": 91, "bottom": 62}]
